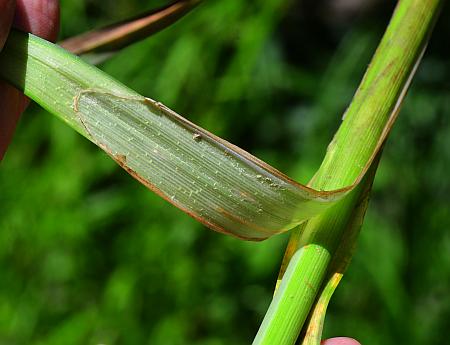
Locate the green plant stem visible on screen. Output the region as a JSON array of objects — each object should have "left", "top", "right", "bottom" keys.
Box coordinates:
[
  {"left": 254, "top": 182, "right": 364, "bottom": 345},
  {"left": 254, "top": 0, "right": 442, "bottom": 344},
  {"left": 301, "top": 154, "right": 380, "bottom": 345}
]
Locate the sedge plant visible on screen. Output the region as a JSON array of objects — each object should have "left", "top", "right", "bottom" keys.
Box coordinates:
[{"left": 0, "top": 0, "right": 443, "bottom": 343}]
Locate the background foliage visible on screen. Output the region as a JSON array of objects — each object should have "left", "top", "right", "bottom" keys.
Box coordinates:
[{"left": 0, "top": 0, "right": 449, "bottom": 344}]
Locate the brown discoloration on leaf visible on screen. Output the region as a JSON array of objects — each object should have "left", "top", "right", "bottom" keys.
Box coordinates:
[
  {"left": 239, "top": 190, "right": 256, "bottom": 203},
  {"left": 115, "top": 154, "right": 127, "bottom": 165},
  {"left": 109, "top": 150, "right": 264, "bottom": 241},
  {"left": 305, "top": 281, "right": 317, "bottom": 294}
]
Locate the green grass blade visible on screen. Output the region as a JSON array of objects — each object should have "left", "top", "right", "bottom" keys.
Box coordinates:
[
  {"left": 0, "top": 29, "right": 394, "bottom": 241},
  {"left": 254, "top": 0, "right": 442, "bottom": 343},
  {"left": 59, "top": 0, "right": 202, "bottom": 56}
]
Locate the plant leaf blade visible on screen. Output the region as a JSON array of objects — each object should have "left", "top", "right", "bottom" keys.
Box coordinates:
[
  {"left": 59, "top": 0, "right": 201, "bottom": 56},
  {"left": 0, "top": 31, "right": 397, "bottom": 240}
]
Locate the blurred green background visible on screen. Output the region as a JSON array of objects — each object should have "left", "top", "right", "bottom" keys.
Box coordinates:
[{"left": 1, "top": 0, "right": 449, "bottom": 344}]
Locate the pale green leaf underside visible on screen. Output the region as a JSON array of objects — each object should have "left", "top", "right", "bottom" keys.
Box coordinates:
[
  {"left": 0, "top": 31, "right": 382, "bottom": 240},
  {"left": 75, "top": 92, "right": 343, "bottom": 240}
]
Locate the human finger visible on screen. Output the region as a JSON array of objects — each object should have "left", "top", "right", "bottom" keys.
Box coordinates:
[
  {"left": 0, "top": 0, "right": 15, "bottom": 50},
  {"left": 0, "top": 0, "right": 60, "bottom": 160},
  {"left": 13, "top": 0, "right": 59, "bottom": 41},
  {"left": 322, "top": 337, "right": 362, "bottom": 345}
]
